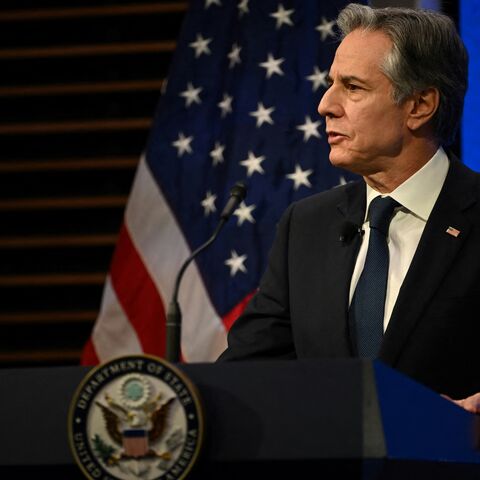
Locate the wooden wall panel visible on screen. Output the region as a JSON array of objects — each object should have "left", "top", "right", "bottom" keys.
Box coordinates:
[{"left": 0, "top": 1, "right": 187, "bottom": 366}]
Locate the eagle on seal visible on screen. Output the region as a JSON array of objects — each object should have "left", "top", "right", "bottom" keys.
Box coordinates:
[{"left": 96, "top": 394, "right": 176, "bottom": 458}]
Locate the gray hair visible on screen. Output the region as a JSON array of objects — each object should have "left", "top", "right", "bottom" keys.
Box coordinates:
[{"left": 337, "top": 3, "right": 468, "bottom": 146}]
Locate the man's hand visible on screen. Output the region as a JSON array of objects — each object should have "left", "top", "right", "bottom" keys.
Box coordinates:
[{"left": 443, "top": 392, "right": 480, "bottom": 414}]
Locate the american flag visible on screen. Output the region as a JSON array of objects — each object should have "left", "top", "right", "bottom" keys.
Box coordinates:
[{"left": 81, "top": 0, "right": 359, "bottom": 365}]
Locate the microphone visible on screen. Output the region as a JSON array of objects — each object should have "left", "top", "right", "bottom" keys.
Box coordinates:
[
  {"left": 221, "top": 182, "right": 247, "bottom": 219},
  {"left": 166, "top": 182, "right": 247, "bottom": 362},
  {"left": 339, "top": 221, "right": 363, "bottom": 243}
]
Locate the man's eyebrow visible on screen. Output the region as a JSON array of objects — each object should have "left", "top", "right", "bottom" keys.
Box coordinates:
[
  {"left": 341, "top": 74, "right": 368, "bottom": 85},
  {"left": 327, "top": 74, "right": 369, "bottom": 86}
]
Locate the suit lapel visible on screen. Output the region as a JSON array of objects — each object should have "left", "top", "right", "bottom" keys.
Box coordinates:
[
  {"left": 380, "top": 160, "right": 477, "bottom": 365},
  {"left": 337, "top": 179, "right": 367, "bottom": 230},
  {"left": 324, "top": 180, "right": 366, "bottom": 354}
]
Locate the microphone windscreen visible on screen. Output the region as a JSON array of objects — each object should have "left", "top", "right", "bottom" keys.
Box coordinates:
[
  {"left": 230, "top": 181, "right": 247, "bottom": 201},
  {"left": 220, "top": 182, "right": 247, "bottom": 219},
  {"left": 339, "top": 221, "right": 362, "bottom": 243}
]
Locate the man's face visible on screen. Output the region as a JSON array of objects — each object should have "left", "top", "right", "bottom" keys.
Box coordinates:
[{"left": 318, "top": 29, "right": 411, "bottom": 176}]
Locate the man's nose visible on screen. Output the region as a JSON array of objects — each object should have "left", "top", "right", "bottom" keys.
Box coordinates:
[{"left": 317, "top": 86, "right": 341, "bottom": 118}]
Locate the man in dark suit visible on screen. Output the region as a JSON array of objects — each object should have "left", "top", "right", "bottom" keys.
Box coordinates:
[{"left": 218, "top": 4, "right": 480, "bottom": 409}]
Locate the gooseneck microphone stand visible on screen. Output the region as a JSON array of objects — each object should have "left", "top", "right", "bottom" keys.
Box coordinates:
[{"left": 166, "top": 182, "right": 247, "bottom": 362}]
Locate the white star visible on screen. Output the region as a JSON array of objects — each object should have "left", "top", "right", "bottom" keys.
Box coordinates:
[
  {"left": 179, "top": 82, "right": 202, "bottom": 107},
  {"left": 205, "top": 0, "right": 221, "bottom": 8},
  {"left": 286, "top": 164, "right": 314, "bottom": 190},
  {"left": 228, "top": 43, "right": 242, "bottom": 68},
  {"left": 259, "top": 53, "right": 285, "bottom": 79},
  {"left": 238, "top": 0, "right": 249, "bottom": 17},
  {"left": 316, "top": 17, "right": 336, "bottom": 41},
  {"left": 234, "top": 201, "right": 256, "bottom": 226},
  {"left": 217, "top": 93, "right": 233, "bottom": 117},
  {"left": 270, "top": 4, "right": 294, "bottom": 29},
  {"left": 249, "top": 102, "right": 275, "bottom": 127},
  {"left": 240, "top": 151, "right": 266, "bottom": 177},
  {"left": 225, "top": 250, "right": 247, "bottom": 276},
  {"left": 189, "top": 34, "right": 212, "bottom": 58},
  {"left": 306, "top": 66, "right": 328, "bottom": 92},
  {"left": 172, "top": 132, "right": 193, "bottom": 157},
  {"left": 201, "top": 190, "right": 217, "bottom": 216},
  {"left": 210, "top": 141, "right": 225, "bottom": 166},
  {"left": 296, "top": 115, "right": 322, "bottom": 142}
]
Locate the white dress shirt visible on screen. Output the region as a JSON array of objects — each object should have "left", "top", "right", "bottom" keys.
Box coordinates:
[{"left": 348, "top": 147, "right": 450, "bottom": 332}]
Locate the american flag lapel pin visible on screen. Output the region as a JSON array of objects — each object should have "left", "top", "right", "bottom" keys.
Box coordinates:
[{"left": 446, "top": 226, "right": 461, "bottom": 238}]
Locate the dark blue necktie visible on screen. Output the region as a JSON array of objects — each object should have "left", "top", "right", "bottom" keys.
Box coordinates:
[{"left": 350, "top": 196, "right": 399, "bottom": 358}]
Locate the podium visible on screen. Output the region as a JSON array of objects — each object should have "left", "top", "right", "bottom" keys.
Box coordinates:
[{"left": 0, "top": 359, "right": 479, "bottom": 479}]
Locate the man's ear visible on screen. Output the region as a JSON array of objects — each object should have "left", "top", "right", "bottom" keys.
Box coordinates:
[{"left": 406, "top": 87, "right": 440, "bottom": 131}]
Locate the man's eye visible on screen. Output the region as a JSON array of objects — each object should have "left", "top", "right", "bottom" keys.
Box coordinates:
[{"left": 347, "top": 83, "right": 360, "bottom": 91}]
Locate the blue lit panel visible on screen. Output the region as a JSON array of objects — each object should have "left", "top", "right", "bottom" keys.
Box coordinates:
[{"left": 461, "top": 1, "right": 480, "bottom": 171}]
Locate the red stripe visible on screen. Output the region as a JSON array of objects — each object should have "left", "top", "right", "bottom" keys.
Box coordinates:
[
  {"left": 80, "top": 337, "right": 99, "bottom": 365},
  {"left": 81, "top": 222, "right": 256, "bottom": 364},
  {"left": 109, "top": 223, "right": 167, "bottom": 357},
  {"left": 222, "top": 290, "right": 256, "bottom": 331}
]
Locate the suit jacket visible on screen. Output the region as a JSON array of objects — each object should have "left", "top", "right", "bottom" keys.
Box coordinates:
[{"left": 219, "top": 158, "right": 480, "bottom": 399}]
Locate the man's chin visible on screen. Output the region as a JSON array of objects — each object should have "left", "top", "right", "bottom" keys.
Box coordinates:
[
  {"left": 329, "top": 153, "right": 352, "bottom": 170},
  {"left": 328, "top": 153, "right": 365, "bottom": 176}
]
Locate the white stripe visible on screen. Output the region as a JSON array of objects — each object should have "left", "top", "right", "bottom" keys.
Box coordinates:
[
  {"left": 125, "top": 156, "right": 227, "bottom": 361},
  {"left": 92, "top": 276, "right": 143, "bottom": 361}
]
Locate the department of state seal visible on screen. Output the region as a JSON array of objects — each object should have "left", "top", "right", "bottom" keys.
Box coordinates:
[{"left": 68, "top": 355, "right": 204, "bottom": 480}]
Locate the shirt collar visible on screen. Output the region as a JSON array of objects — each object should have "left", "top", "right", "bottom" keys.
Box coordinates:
[{"left": 365, "top": 147, "right": 449, "bottom": 222}]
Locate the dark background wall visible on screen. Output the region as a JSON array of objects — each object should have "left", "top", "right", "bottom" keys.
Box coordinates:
[
  {"left": 0, "top": 0, "right": 461, "bottom": 368},
  {"left": 0, "top": 0, "right": 187, "bottom": 367}
]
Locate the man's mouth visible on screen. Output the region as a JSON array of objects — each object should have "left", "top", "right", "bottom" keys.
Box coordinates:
[{"left": 326, "top": 131, "right": 347, "bottom": 144}]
